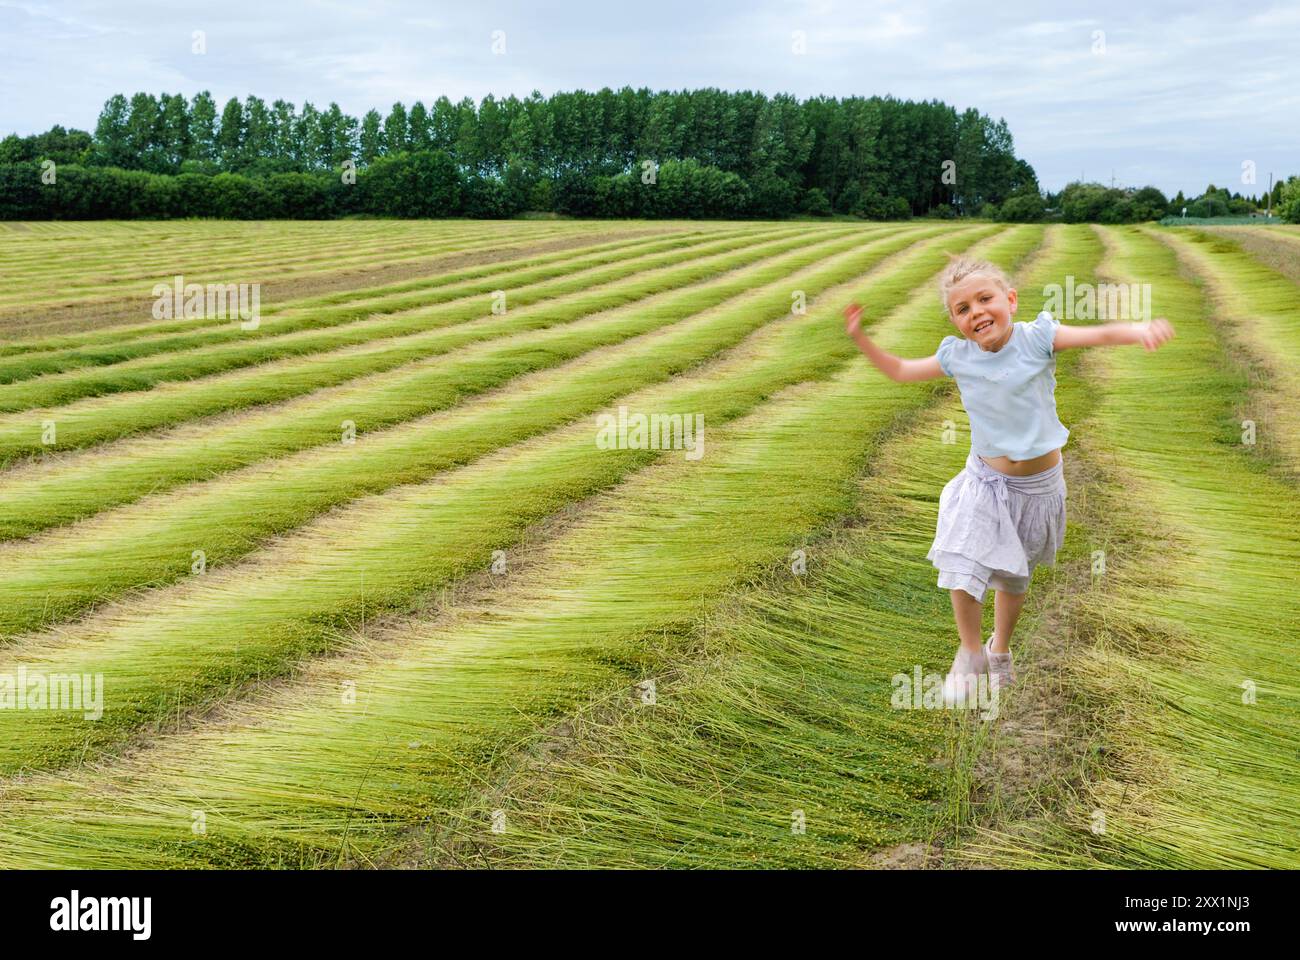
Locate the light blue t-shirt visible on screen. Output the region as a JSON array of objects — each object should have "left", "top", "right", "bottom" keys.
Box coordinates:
[{"left": 936, "top": 310, "right": 1070, "bottom": 461}]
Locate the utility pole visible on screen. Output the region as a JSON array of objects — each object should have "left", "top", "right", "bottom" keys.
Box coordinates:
[{"left": 1267, "top": 172, "right": 1273, "bottom": 218}]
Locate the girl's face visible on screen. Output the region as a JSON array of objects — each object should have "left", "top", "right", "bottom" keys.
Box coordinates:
[{"left": 947, "top": 273, "right": 1017, "bottom": 351}]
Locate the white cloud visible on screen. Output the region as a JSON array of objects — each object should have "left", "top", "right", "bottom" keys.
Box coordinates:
[{"left": 0, "top": 0, "right": 1293, "bottom": 198}]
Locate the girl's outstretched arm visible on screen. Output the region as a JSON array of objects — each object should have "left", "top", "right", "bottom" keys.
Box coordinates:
[
  {"left": 843, "top": 302, "right": 945, "bottom": 382},
  {"left": 1053, "top": 317, "right": 1176, "bottom": 352}
]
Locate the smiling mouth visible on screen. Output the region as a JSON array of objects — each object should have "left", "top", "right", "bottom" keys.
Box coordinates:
[{"left": 973, "top": 319, "right": 994, "bottom": 334}]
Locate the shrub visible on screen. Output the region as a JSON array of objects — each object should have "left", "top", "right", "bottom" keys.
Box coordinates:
[
  {"left": 802, "top": 187, "right": 832, "bottom": 217},
  {"left": 836, "top": 182, "right": 862, "bottom": 215},
  {"left": 886, "top": 196, "right": 913, "bottom": 220},
  {"left": 553, "top": 167, "right": 600, "bottom": 216},
  {"left": 1277, "top": 176, "right": 1300, "bottom": 223},
  {"left": 263, "top": 173, "right": 332, "bottom": 219},
  {"left": 997, "top": 191, "right": 1045, "bottom": 222},
  {"left": 208, "top": 173, "right": 270, "bottom": 219},
  {"left": 1130, "top": 186, "right": 1170, "bottom": 221},
  {"left": 463, "top": 174, "right": 520, "bottom": 219},
  {"left": 747, "top": 168, "right": 798, "bottom": 219},
  {"left": 0, "top": 163, "right": 47, "bottom": 218},
  {"left": 359, "top": 150, "right": 461, "bottom": 217}
]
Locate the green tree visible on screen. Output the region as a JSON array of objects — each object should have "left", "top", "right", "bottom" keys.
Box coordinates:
[
  {"left": 360, "top": 109, "right": 384, "bottom": 163},
  {"left": 316, "top": 102, "right": 357, "bottom": 169},
  {"left": 189, "top": 92, "right": 218, "bottom": 164},
  {"left": 1131, "top": 186, "right": 1169, "bottom": 221},
  {"left": 521, "top": 89, "right": 555, "bottom": 175},
  {"left": 429, "top": 96, "right": 459, "bottom": 153},
  {"left": 92, "top": 93, "right": 131, "bottom": 167},
  {"left": 454, "top": 96, "right": 481, "bottom": 174},
  {"left": 243, "top": 95, "right": 273, "bottom": 164},
  {"left": 1279, "top": 176, "right": 1300, "bottom": 223},
  {"left": 382, "top": 102, "right": 408, "bottom": 155},
  {"left": 270, "top": 100, "right": 296, "bottom": 167},
  {"left": 293, "top": 102, "right": 321, "bottom": 169},
  {"left": 486, "top": 92, "right": 526, "bottom": 175},
  {"left": 217, "top": 97, "right": 244, "bottom": 170},
  {"left": 997, "top": 189, "right": 1046, "bottom": 222},
  {"left": 1269, "top": 179, "right": 1285, "bottom": 211},
  {"left": 506, "top": 107, "right": 536, "bottom": 168},
  {"left": 126, "top": 92, "right": 164, "bottom": 171},
  {"left": 157, "top": 93, "right": 190, "bottom": 170},
  {"left": 951, "top": 108, "right": 988, "bottom": 214},
  {"left": 1059, "top": 182, "right": 1112, "bottom": 222},
  {"left": 408, "top": 101, "right": 431, "bottom": 151}
]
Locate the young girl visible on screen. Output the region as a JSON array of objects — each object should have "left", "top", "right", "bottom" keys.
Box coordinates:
[{"left": 843, "top": 254, "right": 1174, "bottom": 707}]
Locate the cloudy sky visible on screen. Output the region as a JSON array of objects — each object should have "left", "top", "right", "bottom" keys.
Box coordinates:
[{"left": 2, "top": 0, "right": 1295, "bottom": 198}]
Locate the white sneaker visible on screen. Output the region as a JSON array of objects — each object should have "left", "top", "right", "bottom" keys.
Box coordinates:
[
  {"left": 941, "top": 645, "right": 989, "bottom": 707},
  {"left": 983, "top": 634, "right": 1016, "bottom": 691}
]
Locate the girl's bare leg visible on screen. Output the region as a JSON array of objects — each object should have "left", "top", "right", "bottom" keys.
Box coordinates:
[
  {"left": 992, "top": 588, "right": 1028, "bottom": 653},
  {"left": 949, "top": 589, "right": 984, "bottom": 654}
]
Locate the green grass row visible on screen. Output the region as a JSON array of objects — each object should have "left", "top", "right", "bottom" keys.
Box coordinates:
[
  {"left": 1148, "top": 226, "right": 1300, "bottom": 478},
  {"left": 0, "top": 227, "right": 775, "bottom": 407},
  {"left": 0, "top": 226, "right": 864, "bottom": 464},
  {"left": 0, "top": 222, "right": 610, "bottom": 314},
  {"left": 0, "top": 227, "right": 896, "bottom": 542},
  {"left": 0, "top": 219, "right": 532, "bottom": 273},
  {"left": 0, "top": 221, "right": 498, "bottom": 286},
  {"left": 0, "top": 226, "right": 715, "bottom": 364},
  {"left": 0, "top": 224, "right": 916, "bottom": 611},
  {"left": 0, "top": 225, "right": 570, "bottom": 323}
]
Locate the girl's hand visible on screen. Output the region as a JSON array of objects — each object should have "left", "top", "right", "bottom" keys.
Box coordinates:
[
  {"left": 843, "top": 302, "right": 864, "bottom": 338},
  {"left": 1138, "top": 317, "right": 1175, "bottom": 351}
]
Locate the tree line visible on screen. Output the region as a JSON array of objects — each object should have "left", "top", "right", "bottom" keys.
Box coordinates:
[
  {"left": 1, "top": 88, "right": 1296, "bottom": 222},
  {"left": 1, "top": 88, "right": 1039, "bottom": 219}
]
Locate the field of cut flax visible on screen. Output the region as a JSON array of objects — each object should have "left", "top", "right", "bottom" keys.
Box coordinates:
[{"left": 0, "top": 219, "right": 1293, "bottom": 870}]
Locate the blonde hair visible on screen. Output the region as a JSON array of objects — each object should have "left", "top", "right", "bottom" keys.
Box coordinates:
[{"left": 937, "top": 253, "right": 1011, "bottom": 315}]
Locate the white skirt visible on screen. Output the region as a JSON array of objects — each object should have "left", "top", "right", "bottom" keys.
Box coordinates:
[{"left": 927, "top": 449, "right": 1067, "bottom": 603}]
